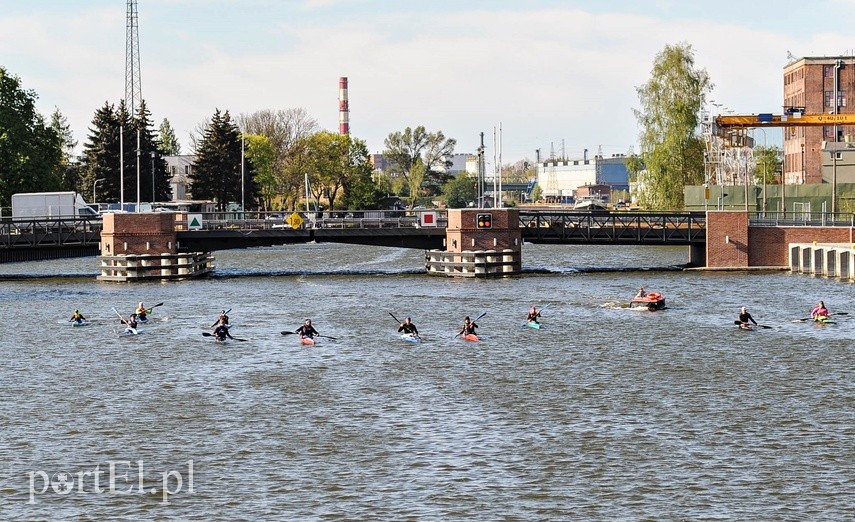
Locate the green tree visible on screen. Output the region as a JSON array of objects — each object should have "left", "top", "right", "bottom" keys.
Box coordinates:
[
  {"left": 383, "top": 126, "right": 456, "bottom": 200},
  {"left": 342, "top": 139, "right": 384, "bottom": 210},
  {"left": 243, "top": 134, "right": 276, "bottom": 210},
  {"left": 0, "top": 67, "right": 63, "bottom": 206},
  {"left": 442, "top": 173, "right": 477, "bottom": 208},
  {"left": 238, "top": 108, "right": 319, "bottom": 209},
  {"left": 158, "top": 118, "right": 181, "bottom": 155},
  {"left": 81, "top": 102, "right": 121, "bottom": 203},
  {"left": 753, "top": 145, "right": 782, "bottom": 185},
  {"left": 632, "top": 43, "right": 712, "bottom": 209},
  {"left": 190, "top": 109, "right": 257, "bottom": 210},
  {"left": 50, "top": 108, "right": 81, "bottom": 194},
  {"left": 81, "top": 100, "right": 171, "bottom": 204}
]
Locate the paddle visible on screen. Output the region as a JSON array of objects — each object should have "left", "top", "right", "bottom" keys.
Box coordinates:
[
  {"left": 390, "top": 312, "right": 423, "bottom": 340},
  {"left": 211, "top": 308, "right": 232, "bottom": 328},
  {"left": 202, "top": 332, "right": 247, "bottom": 342},
  {"left": 733, "top": 320, "right": 772, "bottom": 329},
  {"left": 281, "top": 331, "right": 296, "bottom": 336},
  {"left": 521, "top": 304, "right": 550, "bottom": 327},
  {"left": 317, "top": 335, "right": 337, "bottom": 341},
  {"left": 112, "top": 306, "right": 137, "bottom": 335},
  {"left": 456, "top": 312, "right": 486, "bottom": 337}
]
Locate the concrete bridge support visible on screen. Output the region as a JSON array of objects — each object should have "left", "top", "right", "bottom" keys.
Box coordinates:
[
  {"left": 98, "top": 212, "right": 212, "bottom": 281},
  {"left": 426, "top": 209, "right": 522, "bottom": 277}
]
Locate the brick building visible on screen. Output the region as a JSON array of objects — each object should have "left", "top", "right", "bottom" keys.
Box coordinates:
[{"left": 783, "top": 56, "right": 855, "bottom": 184}]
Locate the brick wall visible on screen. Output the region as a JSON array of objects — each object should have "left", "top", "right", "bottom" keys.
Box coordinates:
[
  {"left": 101, "top": 212, "right": 178, "bottom": 256},
  {"left": 748, "top": 227, "right": 854, "bottom": 266},
  {"left": 706, "top": 212, "right": 749, "bottom": 268},
  {"left": 706, "top": 210, "right": 855, "bottom": 267},
  {"left": 445, "top": 209, "right": 521, "bottom": 253}
]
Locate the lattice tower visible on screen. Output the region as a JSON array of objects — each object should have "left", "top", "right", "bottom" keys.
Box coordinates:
[{"left": 125, "top": 0, "right": 142, "bottom": 113}]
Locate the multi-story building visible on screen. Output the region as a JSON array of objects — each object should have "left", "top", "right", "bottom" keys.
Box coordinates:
[
  {"left": 783, "top": 56, "right": 855, "bottom": 184},
  {"left": 535, "top": 151, "right": 630, "bottom": 203}
]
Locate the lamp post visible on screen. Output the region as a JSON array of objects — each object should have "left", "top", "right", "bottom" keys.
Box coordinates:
[
  {"left": 93, "top": 178, "right": 103, "bottom": 205},
  {"left": 151, "top": 151, "right": 156, "bottom": 204},
  {"left": 136, "top": 128, "right": 141, "bottom": 212},
  {"left": 755, "top": 128, "right": 767, "bottom": 216},
  {"left": 240, "top": 134, "right": 245, "bottom": 218}
]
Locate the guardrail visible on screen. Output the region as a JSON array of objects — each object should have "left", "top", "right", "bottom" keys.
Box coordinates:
[
  {"left": 519, "top": 210, "right": 707, "bottom": 244},
  {"left": 185, "top": 210, "right": 449, "bottom": 231},
  {"left": 748, "top": 212, "right": 855, "bottom": 227}
]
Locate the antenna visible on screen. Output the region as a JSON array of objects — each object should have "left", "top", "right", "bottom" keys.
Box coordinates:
[{"left": 125, "top": 0, "right": 142, "bottom": 113}]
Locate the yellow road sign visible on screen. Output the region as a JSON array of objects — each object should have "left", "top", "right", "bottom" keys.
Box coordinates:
[{"left": 286, "top": 212, "right": 304, "bottom": 230}]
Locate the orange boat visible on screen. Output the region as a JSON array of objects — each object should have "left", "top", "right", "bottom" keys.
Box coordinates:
[
  {"left": 463, "top": 333, "right": 480, "bottom": 342},
  {"left": 300, "top": 336, "right": 316, "bottom": 346},
  {"left": 630, "top": 291, "right": 665, "bottom": 311}
]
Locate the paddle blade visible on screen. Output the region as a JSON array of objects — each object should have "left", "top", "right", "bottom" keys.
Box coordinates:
[
  {"left": 281, "top": 331, "right": 295, "bottom": 336},
  {"left": 474, "top": 311, "right": 487, "bottom": 322},
  {"left": 202, "top": 332, "right": 213, "bottom": 337}
]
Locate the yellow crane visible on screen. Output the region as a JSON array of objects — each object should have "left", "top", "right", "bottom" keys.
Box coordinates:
[{"left": 715, "top": 112, "right": 855, "bottom": 129}]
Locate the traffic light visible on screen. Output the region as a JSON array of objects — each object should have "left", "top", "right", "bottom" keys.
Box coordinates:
[{"left": 476, "top": 213, "right": 492, "bottom": 229}]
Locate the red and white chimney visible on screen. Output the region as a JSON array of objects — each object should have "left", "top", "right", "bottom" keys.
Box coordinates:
[{"left": 338, "top": 76, "right": 349, "bottom": 135}]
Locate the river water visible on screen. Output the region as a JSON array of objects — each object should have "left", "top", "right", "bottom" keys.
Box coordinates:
[{"left": 0, "top": 243, "right": 853, "bottom": 520}]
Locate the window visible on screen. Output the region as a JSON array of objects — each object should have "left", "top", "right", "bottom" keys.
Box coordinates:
[
  {"left": 825, "top": 91, "right": 834, "bottom": 107},
  {"left": 824, "top": 65, "right": 834, "bottom": 77}
]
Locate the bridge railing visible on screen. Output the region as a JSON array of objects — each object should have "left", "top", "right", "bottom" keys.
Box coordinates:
[
  {"left": 518, "top": 210, "right": 707, "bottom": 244},
  {"left": 749, "top": 211, "right": 855, "bottom": 227},
  {"left": 188, "top": 210, "right": 448, "bottom": 231},
  {"left": 0, "top": 216, "right": 103, "bottom": 248}
]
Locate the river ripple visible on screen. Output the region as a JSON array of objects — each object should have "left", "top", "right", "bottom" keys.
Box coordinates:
[{"left": 0, "top": 243, "right": 853, "bottom": 520}]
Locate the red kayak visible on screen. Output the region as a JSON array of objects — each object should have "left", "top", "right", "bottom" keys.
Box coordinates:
[
  {"left": 463, "top": 333, "right": 480, "bottom": 342},
  {"left": 300, "top": 336, "right": 316, "bottom": 346}
]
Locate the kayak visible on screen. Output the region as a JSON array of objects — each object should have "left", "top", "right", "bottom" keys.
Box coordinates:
[
  {"left": 300, "top": 336, "right": 316, "bottom": 346},
  {"left": 463, "top": 333, "right": 480, "bottom": 342},
  {"left": 814, "top": 315, "right": 835, "bottom": 324},
  {"left": 738, "top": 324, "right": 755, "bottom": 331},
  {"left": 119, "top": 328, "right": 139, "bottom": 337},
  {"left": 70, "top": 320, "right": 90, "bottom": 327},
  {"left": 401, "top": 334, "right": 421, "bottom": 343},
  {"left": 525, "top": 321, "right": 541, "bottom": 330}
]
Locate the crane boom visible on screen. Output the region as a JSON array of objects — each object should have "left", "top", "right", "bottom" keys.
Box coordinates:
[{"left": 715, "top": 113, "right": 855, "bottom": 129}]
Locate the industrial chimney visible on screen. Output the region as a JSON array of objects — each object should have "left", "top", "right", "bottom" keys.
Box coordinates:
[{"left": 338, "top": 77, "right": 349, "bottom": 135}]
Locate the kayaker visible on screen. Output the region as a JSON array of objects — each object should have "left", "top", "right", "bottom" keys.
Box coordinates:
[
  {"left": 526, "top": 306, "right": 541, "bottom": 324},
  {"left": 217, "top": 310, "right": 230, "bottom": 326},
  {"left": 136, "top": 302, "right": 148, "bottom": 321},
  {"left": 458, "top": 316, "right": 478, "bottom": 337},
  {"left": 213, "top": 320, "right": 234, "bottom": 342},
  {"left": 811, "top": 300, "right": 830, "bottom": 320},
  {"left": 69, "top": 309, "right": 86, "bottom": 323},
  {"left": 636, "top": 287, "right": 646, "bottom": 298},
  {"left": 296, "top": 319, "right": 319, "bottom": 340},
  {"left": 123, "top": 313, "right": 139, "bottom": 334},
  {"left": 398, "top": 317, "right": 419, "bottom": 337},
  {"left": 738, "top": 307, "right": 757, "bottom": 328}
]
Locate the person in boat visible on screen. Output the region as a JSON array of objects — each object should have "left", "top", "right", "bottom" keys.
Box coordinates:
[
  {"left": 296, "top": 319, "right": 319, "bottom": 340},
  {"left": 635, "top": 287, "right": 646, "bottom": 298},
  {"left": 398, "top": 317, "right": 419, "bottom": 337},
  {"left": 526, "top": 306, "right": 541, "bottom": 324},
  {"left": 123, "top": 313, "right": 139, "bottom": 334},
  {"left": 217, "top": 310, "right": 230, "bottom": 327},
  {"left": 136, "top": 302, "right": 148, "bottom": 321},
  {"left": 69, "top": 309, "right": 86, "bottom": 323},
  {"left": 213, "top": 320, "right": 234, "bottom": 342},
  {"left": 458, "top": 316, "right": 479, "bottom": 336},
  {"left": 811, "top": 300, "right": 830, "bottom": 320},
  {"left": 738, "top": 307, "right": 758, "bottom": 328}
]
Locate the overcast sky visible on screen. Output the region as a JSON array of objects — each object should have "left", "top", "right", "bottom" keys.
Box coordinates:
[{"left": 4, "top": 0, "right": 855, "bottom": 164}]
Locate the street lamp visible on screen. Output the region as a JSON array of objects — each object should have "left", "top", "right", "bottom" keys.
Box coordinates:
[
  {"left": 754, "top": 128, "right": 767, "bottom": 216},
  {"left": 151, "top": 151, "right": 156, "bottom": 204},
  {"left": 93, "top": 178, "right": 103, "bottom": 205}
]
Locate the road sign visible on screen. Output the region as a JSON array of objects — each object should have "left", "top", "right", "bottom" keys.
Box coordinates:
[
  {"left": 286, "top": 212, "right": 304, "bottom": 230},
  {"left": 188, "top": 213, "right": 203, "bottom": 230}
]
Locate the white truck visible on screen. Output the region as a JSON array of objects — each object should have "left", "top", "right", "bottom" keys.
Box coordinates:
[{"left": 11, "top": 191, "right": 99, "bottom": 220}]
